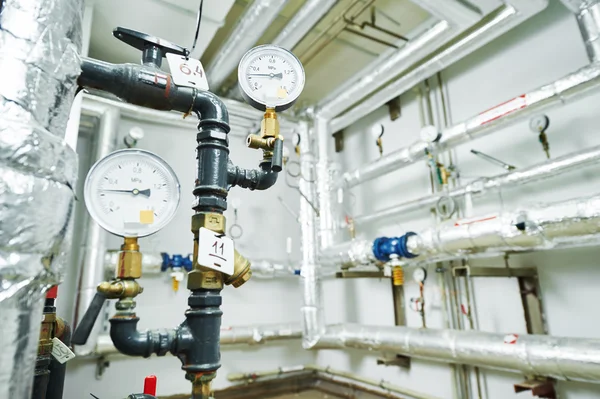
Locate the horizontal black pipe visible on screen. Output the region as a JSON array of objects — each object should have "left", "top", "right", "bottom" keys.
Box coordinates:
[
  {"left": 110, "top": 317, "right": 175, "bottom": 358},
  {"left": 228, "top": 161, "right": 279, "bottom": 191}
]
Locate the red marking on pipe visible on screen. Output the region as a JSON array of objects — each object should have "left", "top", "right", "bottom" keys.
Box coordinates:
[
  {"left": 478, "top": 94, "right": 527, "bottom": 125},
  {"left": 46, "top": 285, "right": 58, "bottom": 299},
  {"left": 221, "top": 326, "right": 233, "bottom": 331},
  {"left": 504, "top": 334, "right": 519, "bottom": 344},
  {"left": 460, "top": 304, "right": 468, "bottom": 316},
  {"left": 165, "top": 75, "right": 171, "bottom": 98},
  {"left": 118, "top": 253, "right": 126, "bottom": 278},
  {"left": 144, "top": 375, "right": 157, "bottom": 395},
  {"left": 454, "top": 215, "right": 497, "bottom": 227}
]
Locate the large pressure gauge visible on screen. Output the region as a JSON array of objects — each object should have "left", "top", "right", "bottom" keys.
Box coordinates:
[
  {"left": 237, "top": 45, "right": 305, "bottom": 112},
  {"left": 84, "top": 149, "right": 181, "bottom": 237}
]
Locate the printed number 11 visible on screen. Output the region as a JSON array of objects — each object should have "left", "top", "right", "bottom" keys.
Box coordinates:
[{"left": 212, "top": 241, "right": 224, "bottom": 255}]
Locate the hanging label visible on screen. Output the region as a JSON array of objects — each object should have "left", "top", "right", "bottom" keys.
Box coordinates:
[
  {"left": 197, "top": 227, "right": 234, "bottom": 275},
  {"left": 477, "top": 95, "right": 527, "bottom": 126},
  {"left": 51, "top": 337, "right": 76, "bottom": 364},
  {"left": 166, "top": 53, "right": 209, "bottom": 90}
]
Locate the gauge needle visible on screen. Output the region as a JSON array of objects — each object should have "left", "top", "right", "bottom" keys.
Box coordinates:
[
  {"left": 248, "top": 73, "right": 283, "bottom": 79},
  {"left": 102, "top": 188, "right": 151, "bottom": 197}
]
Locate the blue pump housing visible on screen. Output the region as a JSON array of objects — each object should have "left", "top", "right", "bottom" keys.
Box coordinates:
[
  {"left": 161, "top": 253, "right": 193, "bottom": 272},
  {"left": 372, "top": 232, "right": 418, "bottom": 262}
]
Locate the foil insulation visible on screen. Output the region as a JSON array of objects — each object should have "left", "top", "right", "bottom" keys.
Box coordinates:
[
  {"left": 574, "top": 0, "right": 600, "bottom": 62},
  {"left": 331, "top": 1, "right": 549, "bottom": 134},
  {"left": 353, "top": 145, "right": 600, "bottom": 225},
  {"left": 343, "top": 62, "right": 600, "bottom": 188},
  {"left": 205, "top": 0, "right": 290, "bottom": 91},
  {"left": 319, "top": 240, "right": 376, "bottom": 269},
  {"left": 0, "top": 0, "right": 82, "bottom": 397},
  {"left": 407, "top": 194, "right": 600, "bottom": 261},
  {"left": 317, "top": 324, "right": 600, "bottom": 382},
  {"left": 272, "top": 0, "right": 337, "bottom": 50}
]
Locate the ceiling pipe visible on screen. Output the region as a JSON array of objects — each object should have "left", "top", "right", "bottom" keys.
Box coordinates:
[
  {"left": 560, "top": 0, "right": 600, "bottom": 62},
  {"left": 330, "top": 0, "right": 549, "bottom": 132},
  {"left": 315, "top": 324, "right": 600, "bottom": 383},
  {"left": 205, "top": 0, "right": 291, "bottom": 92},
  {"left": 342, "top": 61, "right": 600, "bottom": 188},
  {"left": 410, "top": 0, "right": 481, "bottom": 27},
  {"left": 353, "top": 144, "right": 600, "bottom": 225},
  {"left": 272, "top": 0, "right": 338, "bottom": 50}
]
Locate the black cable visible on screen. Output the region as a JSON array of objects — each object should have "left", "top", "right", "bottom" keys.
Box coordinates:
[{"left": 188, "top": 0, "right": 203, "bottom": 59}]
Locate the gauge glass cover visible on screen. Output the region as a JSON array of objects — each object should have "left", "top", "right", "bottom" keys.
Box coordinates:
[
  {"left": 238, "top": 45, "right": 305, "bottom": 111},
  {"left": 84, "top": 149, "right": 181, "bottom": 237},
  {"left": 413, "top": 267, "right": 427, "bottom": 283}
]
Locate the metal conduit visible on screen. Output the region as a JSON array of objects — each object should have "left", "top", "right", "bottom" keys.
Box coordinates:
[
  {"left": 316, "top": 324, "right": 600, "bottom": 383},
  {"left": 353, "top": 144, "right": 600, "bottom": 225},
  {"left": 342, "top": 62, "right": 600, "bottom": 188}
]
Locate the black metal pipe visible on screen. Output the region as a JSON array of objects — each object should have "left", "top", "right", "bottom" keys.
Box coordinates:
[
  {"left": 46, "top": 320, "right": 71, "bottom": 399},
  {"left": 227, "top": 161, "right": 279, "bottom": 191},
  {"left": 109, "top": 317, "right": 175, "bottom": 358}
]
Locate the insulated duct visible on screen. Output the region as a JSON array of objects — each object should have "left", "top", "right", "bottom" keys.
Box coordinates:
[
  {"left": 353, "top": 144, "right": 600, "bottom": 225},
  {"left": 342, "top": 62, "right": 600, "bottom": 188},
  {"left": 329, "top": 0, "right": 549, "bottom": 132},
  {"left": 0, "top": 0, "right": 82, "bottom": 397},
  {"left": 206, "top": 0, "right": 291, "bottom": 92},
  {"left": 316, "top": 324, "right": 600, "bottom": 383},
  {"left": 272, "top": 0, "right": 337, "bottom": 50},
  {"left": 560, "top": 0, "right": 600, "bottom": 62}
]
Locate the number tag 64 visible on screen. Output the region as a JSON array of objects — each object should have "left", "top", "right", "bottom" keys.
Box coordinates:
[
  {"left": 197, "top": 227, "right": 234, "bottom": 275},
  {"left": 166, "top": 53, "right": 209, "bottom": 91}
]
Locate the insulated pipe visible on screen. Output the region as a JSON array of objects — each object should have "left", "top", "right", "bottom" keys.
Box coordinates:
[
  {"left": 316, "top": 324, "right": 600, "bottom": 383},
  {"left": 410, "top": 0, "right": 480, "bottom": 27},
  {"left": 330, "top": 1, "right": 549, "bottom": 133},
  {"left": 272, "top": 0, "right": 337, "bottom": 50},
  {"left": 353, "top": 144, "right": 600, "bottom": 225},
  {"left": 205, "top": 0, "right": 291, "bottom": 92},
  {"left": 560, "top": 0, "right": 600, "bottom": 62},
  {"left": 342, "top": 62, "right": 600, "bottom": 188}
]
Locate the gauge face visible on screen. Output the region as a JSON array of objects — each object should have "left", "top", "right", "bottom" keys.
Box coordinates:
[
  {"left": 238, "top": 45, "right": 305, "bottom": 112},
  {"left": 529, "top": 115, "right": 549, "bottom": 133},
  {"left": 84, "top": 149, "right": 181, "bottom": 237},
  {"left": 413, "top": 267, "right": 427, "bottom": 283},
  {"left": 420, "top": 125, "right": 440, "bottom": 143}
]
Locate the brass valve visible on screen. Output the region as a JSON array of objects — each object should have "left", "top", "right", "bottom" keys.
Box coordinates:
[
  {"left": 97, "top": 279, "right": 144, "bottom": 299},
  {"left": 246, "top": 108, "right": 284, "bottom": 172}
]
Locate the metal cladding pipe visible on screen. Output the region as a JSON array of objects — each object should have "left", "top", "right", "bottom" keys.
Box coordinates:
[
  {"left": 330, "top": 1, "right": 549, "bottom": 133},
  {"left": 561, "top": 0, "right": 600, "bottom": 62},
  {"left": 272, "top": 0, "right": 337, "bottom": 50},
  {"left": 353, "top": 144, "right": 600, "bottom": 225},
  {"left": 206, "top": 0, "right": 291, "bottom": 92},
  {"left": 342, "top": 62, "right": 600, "bottom": 188},
  {"left": 315, "top": 324, "right": 600, "bottom": 383},
  {"left": 0, "top": 0, "right": 82, "bottom": 397}
]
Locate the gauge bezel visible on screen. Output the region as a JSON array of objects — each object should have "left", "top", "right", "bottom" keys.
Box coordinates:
[
  {"left": 237, "top": 44, "right": 305, "bottom": 112},
  {"left": 84, "top": 149, "right": 181, "bottom": 238}
]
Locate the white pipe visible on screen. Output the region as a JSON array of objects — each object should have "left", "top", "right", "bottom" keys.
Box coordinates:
[
  {"left": 205, "top": 0, "right": 291, "bottom": 92},
  {"left": 316, "top": 324, "right": 600, "bottom": 383},
  {"left": 562, "top": 0, "right": 600, "bottom": 62},
  {"left": 330, "top": 1, "right": 549, "bottom": 132},
  {"left": 410, "top": 0, "right": 480, "bottom": 27},
  {"left": 342, "top": 62, "right": 600, "bottom": 188},
  {"left": 353, "top": 144, "right": 600, "bottom": 225},
  {"left": 272, "top": 0, "right": 337, "bottom": 50}
]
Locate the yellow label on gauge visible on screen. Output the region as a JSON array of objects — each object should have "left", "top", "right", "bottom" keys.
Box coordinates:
[
  {"left": 139, "top": 210, "right": 154, "bottom": 224},
  {"left": 277, "top": 87, "right": 288, "bottom": 99}
]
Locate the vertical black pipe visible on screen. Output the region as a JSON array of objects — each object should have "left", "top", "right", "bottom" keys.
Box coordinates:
[{"left": 46, "top": 320, "right": 71, "bottom": 399}]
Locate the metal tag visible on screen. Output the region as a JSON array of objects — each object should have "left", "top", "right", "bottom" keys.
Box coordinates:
[
  {"left": 51, "top": 337, "right": 76, "bottom": 364},
  {"left": 197, "top": 227, "right": 234, "bottom": 275},
  {"left": 166, "top": 53, "right": 209, "bottom": 90}
]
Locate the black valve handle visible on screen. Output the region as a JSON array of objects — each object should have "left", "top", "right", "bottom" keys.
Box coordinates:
[
  {"left": 72, "top": 292, "right": 107, "bottom": 345},
  {"left": 271, "top": 138, "right": 284, "bottom": 172},
  {"left": 113, "top": 27, "right": 188, "bottom": 68}
]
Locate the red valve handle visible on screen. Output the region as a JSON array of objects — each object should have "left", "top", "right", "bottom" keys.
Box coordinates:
[{"left": 143, "top": 375, "right": 157, "bottom": 396}]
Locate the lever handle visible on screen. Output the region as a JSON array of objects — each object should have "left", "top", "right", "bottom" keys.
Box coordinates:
[
  {"left": 113, "top": 27, "right": 188, "bottom": 68},
  {"left": 271, "top": 138, "right": 284, "bottom": 172},
  {"left": 72, "top": 292, "right": 107, "bottom": 345}
]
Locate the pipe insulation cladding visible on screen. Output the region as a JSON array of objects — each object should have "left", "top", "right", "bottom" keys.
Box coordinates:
[{"left": 0, "top": 0, "right": 83, "bottom": 398}]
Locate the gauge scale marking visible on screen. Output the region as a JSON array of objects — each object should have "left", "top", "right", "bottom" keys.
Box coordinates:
[
  {"left": 84, "top": 149, "right": 180, "bottom": 237},
  {"left": 238, "top": 45, "right": 305, "bottom": 111}
]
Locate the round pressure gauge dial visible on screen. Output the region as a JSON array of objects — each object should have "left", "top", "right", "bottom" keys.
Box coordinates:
[
  {"left": 292, "top": 132, "right": 301, "bottom": 147},
  {"left": 420, "top": 125, "right": 440, "bottom": 143},
  {"left": 84, "top": 149, "right": 181, "bottom": 237},
  {"left": 238, "top": 45, "right": 305, "bottom": 112},
  {"left": 413, "top": 267, "right": 427, "bottom": 284},
  {"left": 529, "top": 115, "right": 550, "bottom": 133}
]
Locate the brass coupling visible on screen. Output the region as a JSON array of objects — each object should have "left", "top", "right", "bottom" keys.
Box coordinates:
[
  {"left": 260, "top": 107, "right": 279, "bottom": 138},
  {"left": 225, "top": 249, "right": 252, "bottom": 288},
  {"left": 97, "top": 279, "right": 144, "bottom": 299},
  {"left": 189, "top": 212, "right": 227, "bottom": 291},
  {"left": 115, "top": 237, "right": 142, "bottom": 279},
  {"left": 246, "top": 135, "right": 277, "bottom": 151}
]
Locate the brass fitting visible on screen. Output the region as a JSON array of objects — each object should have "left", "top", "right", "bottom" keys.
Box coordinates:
[
  {"left": 246, "top": 135, "right": 276, "bottom": 151},
  {"left": 260, "top": 108, "right": 279, "bottom": 139},
  {"left": 246, "top": 108, "right": 282, "bottom": 161},
  {"left": 114, "top": 237, "right": 142, "bottom": 279},
  {"left": 392, "top": 266, "right": 404, "bottom": 286},
  {"left": 189, "top": 212, "right": 227, "bottom": 290},
  {"left": 191, "top": 212, "right": 226, "bottom": 234},
  {"left": 224, "top": 249, "right": 252, "bottom": 288},
  {"left": 97, "top": 280, "right": 144, "bottom": 299},
  {"left": 188, "top": 269, "right": 224, "bottom": 290},
  {"left": 39, "top": 312, "right": 56, "bottom": 358}
]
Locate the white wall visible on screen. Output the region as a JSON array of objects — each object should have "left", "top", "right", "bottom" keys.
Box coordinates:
[
  {"left": 320, "top": 1, "right": 600, "bottom": 398},
  {"left": 63, "top": 116, "right": 314, "bottom": 397}
]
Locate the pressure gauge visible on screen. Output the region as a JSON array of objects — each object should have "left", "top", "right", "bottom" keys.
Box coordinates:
[
  {"left": 238, "top": 45, "right": 305, "bottom": 112},
  {"left": 370, "top": 123, "right": 384, "bottom": 138},
  {"left": 529, "top": 115, "right": 549, "bottom": 133},
  {"left": 420, "top": 125, "right": 440, "bottom": 143},
  {"left": 84, "top": 149, "right": 181, "bottom": 237},
  {"left": 413, "top": 267, "right": 427, "bottom": 284},
  {"left": 292, "top": 132, "right": 301, "bottom": 147}
]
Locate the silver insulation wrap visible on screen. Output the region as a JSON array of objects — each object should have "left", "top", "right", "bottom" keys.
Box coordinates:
[
  {"left": 319, "top": 240, "right": 376, "bottom": 269},
  {"left": 0, "top": 0, "right": 82, "bottom": 397},
  {"left": 573, "top": 0, "right": 600, "bottom": 62},
  {"left": 354, "top": 144, "right": 600, "bottom": 225},
  {"left": 330, "top": 1, "right": 549, "bottom": 133},
  {"left": 317, "top": 324, "right": 600, "bottom": 382},
  {"left": 343, "top": 62, "right": 600, "bottom": 188},
  {"left": 205, "top": 0, "right": 290, "bottom": 91},
  {"left": 272, "top": 0, "right": 337, "bottom": 50},
  {"left": 408, "top": 194, "right": 600, "bottom": 262}
]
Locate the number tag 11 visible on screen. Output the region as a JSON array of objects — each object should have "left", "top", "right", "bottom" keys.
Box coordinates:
[
  {"left": 166, "top": 53, "right": 209, "bottom": 91},
  {"left": 197, "top": 227, "right": 234, "bottom": 275}
]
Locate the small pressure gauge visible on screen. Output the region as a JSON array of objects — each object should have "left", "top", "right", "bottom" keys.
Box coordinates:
[
  {"left": 413, "top": 267, "right": 427, "bottom": 284},
  {"left": 420, "top": 125, "right": 440, "bottom": 143},
  {"left": 529, "top": 115, "right": 549, "bottom": 133},
  {"left": 84, "top": 149, "right": 181, "bottom": 237},
  {"left": 238, "top": 45, "right": 305, "bottom": 112},
  {"left": 292, "top": 132, "right": 301, "bottom": 147},
  {"left": 370, "top": 123, "right": 384, "bottom": 138}
]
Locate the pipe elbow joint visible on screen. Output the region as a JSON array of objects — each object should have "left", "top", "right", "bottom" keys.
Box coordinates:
[
  {"left": 227, "top": 161, "right": 279, "bottom": 191},
  {"left": 110, "top": 317, "right": 174, "bottom": 358},
  {"left": 192, "top": 90, "right": 230, "bottom": 127}
]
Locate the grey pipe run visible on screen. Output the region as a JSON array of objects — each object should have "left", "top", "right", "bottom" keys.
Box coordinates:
[
  {"left": 315, "top": 324, "right": 600, "bottom": 383},
  {"left": 342, "top": 62, "right": 600, "bottom": 188},
  {"left": 560, "top": 0, "right": 600, "bottom": 62},
  {"left": 353, "top": 144, "right": 600, "bottom": 225}
]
